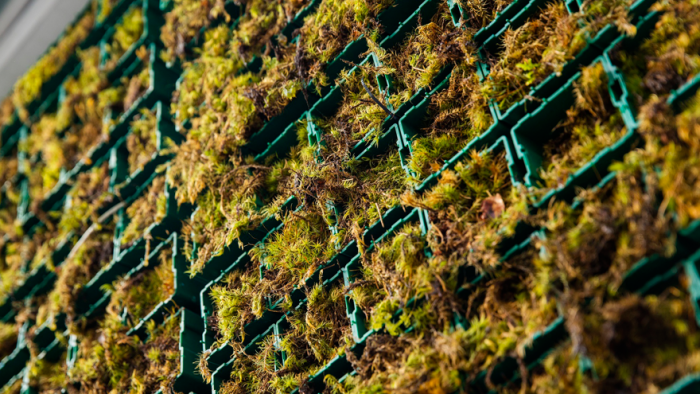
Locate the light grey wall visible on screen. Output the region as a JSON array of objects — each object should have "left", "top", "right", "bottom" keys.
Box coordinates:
[{"left": 0, "top": 0, "right": 92, "bottom": 99}]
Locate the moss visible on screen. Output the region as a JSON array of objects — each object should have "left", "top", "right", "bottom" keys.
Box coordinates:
[
  {"left": 57, "top": 46, "right": 109, "bottom": 154},
  {"left": 160, "top": 0, "right": 233, "bottom": 62},
  {"left": 335, "top": 330, "right": 467, "bottom": 394},
  {"left": 312, "top": 60, "right": 403, "bottom": 149},
  {"left": 176, "top": 126, "right": 309, "bottom": 273},
  {"left": 217, "top": 283, "right": 351, "bottom": 394},
  {"left": 25, "top": 227, "right": 62, "bottom": 271},
  {"left": 50, "top": 219, "right": 115, "bottom": 322},
  {"left": 106, "top": 246, "right": 174, "bottom": 326},
  {"left": 0, "top": 158, "right": 19, "bottom": 236},
  {"left": 637, "top": 90, "right": 700, "bottom": 228},
  {"left": 0, "top": 321, "right": 18, "bottom": 360},
  {"left": 452, "top": 0, "right": 516, "bottom": 29},
  {"left": 232, "top": 0, "right": 311, "bottom": 57},
  {"left": 58, "top": 160, "right": 115, "bottom": 238},
  {"left": 405, "top": 65, "right": 493, "bottom": 182},
  {"left": 24, "top": 114, "right": 66, "bottom": 201},
  {"left": 249, "top": 210, "right": 337, "bottom": 300},
  {"left": 612, "top": 0, "right": 700, "bottom": 103},
  {"left": 12, "top": 8, "right": 95, "bottom": 116},
  {"left": 120, "top": 176, "right": 168, "bottom": 247},
  {"left": 98, "top": 46, "right": 152, "bottom": 126},
  {"left": 24, "top": 355, "right": 67, "bottom": 393},
  {"left": 126, "top": 108, "right": 161, "bottom": 175},
  {"left": 380, "top": 3, "right": 468, "bottom": 93},
  {"left": 209, "top": 210, "right": 341, "bottom": 349},
  {"left": 481, "top": 0, "right": 635, "bottom": 111},
  {"left": 537, "top": 62, "right": 627, "bottom": 191},
  {"left": 98, "top": 0, "right": 121, "bottom": 23},
  {"left": 68, "top": 308, "right": 182, "bottom": 393},
  {"left": 296, "top": 0, "right": 394, "bottom": 87},
  {"left": 503, "top": 285, "right": 700, "bottom": 394},
  {"left": 407, "top": 147, "right": 528, "bottom": 268},
  {"left": 171, "top": 24, "right": 245, "bottom": 125},
  {"left": 6, "top": 0, "right": 700, "bottom": 391},
  {"left": 104, "top": 6, "right": 145, "bottom": 69}
]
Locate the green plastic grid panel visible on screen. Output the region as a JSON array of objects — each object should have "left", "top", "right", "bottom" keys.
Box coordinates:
[{"left": 2, "top": 0, "right": 699, "bottom": 392}]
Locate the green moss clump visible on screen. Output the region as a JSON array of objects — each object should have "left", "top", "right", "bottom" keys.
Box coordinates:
[
  {"left": 23, "top": 355, "right": 67, "bottom": 393},
  {"left": 104, "top": 6, "right": 145, "bottom": 69},
  {"left": 502, "top": 286, "right": 700, "bottom": 394},
  {"left": 216, "top": 284, "right": 351, "bottom": 394},
  {"left": 98, "top": 46, "right": 152, "bottom": 127},
  {"left": 0, "top": 321, "right": 18, "bottom": 360},
  {"left": 12, "top": 9, "right": 96, "bottom": 116},
  {"left": 453, "top": 0, "right": 516, "bottom": 28},
  {"left": 97, "top": 0, "right": 120, "bottom": 22},
  {"left": 126, "top": 108, "right": 161, "bottom": 175},
  {"left": 68, "top": 309, "right": 183, "bottom": 393},
  {"left": 160, "top": 0, "right": 233, "bottom": 62},
  {"left": 58, "top": 160, "right": 115, "bottom": 238},
  {"left": 106, "top": 247, "right": 174, "bottom": 326},
  {"left": 405, "top": 148, "right": 528, "bottom": 269},
  {"left": 537, "top": 62, "right": 627, "bottom": 190},
  {"left": 613, "top": 0, "right": 700, "bottom": 103},
  {"left": 405, "top": 65, "right": 493, "bottom": 182},
  {"left": 481, "top": 0, "right": 635, "bottom": 111},
  {"left": 249, "top": 211, "right": 337, "bottom": 299},
  {"left": 120, "top": 176, "right": 168, "bottom": 247}
]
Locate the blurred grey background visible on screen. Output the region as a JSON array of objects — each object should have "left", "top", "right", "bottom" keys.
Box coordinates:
[{"left": 0, "top": 0, "right": 91, "bottom": 98}]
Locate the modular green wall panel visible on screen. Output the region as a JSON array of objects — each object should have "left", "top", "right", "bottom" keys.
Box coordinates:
[{"left": 0, "top": 0, "right": 698, "bottom": 392}]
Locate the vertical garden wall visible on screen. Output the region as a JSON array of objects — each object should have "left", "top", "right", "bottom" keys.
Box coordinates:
[{"left": 0, "top": 0, "right": 698, "bottom": 392}]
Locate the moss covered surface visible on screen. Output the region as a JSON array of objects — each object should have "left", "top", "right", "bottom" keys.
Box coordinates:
[{"left": 0, "top": 0, "right": 699, "bottom": 393}]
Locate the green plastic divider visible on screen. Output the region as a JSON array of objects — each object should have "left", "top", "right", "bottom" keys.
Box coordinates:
[
  {"left": 668, "top": 73, "right": 700, "bottom": 113},
  {"left": 658, "top": 374, "right": 700, "bottom": 394}
]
